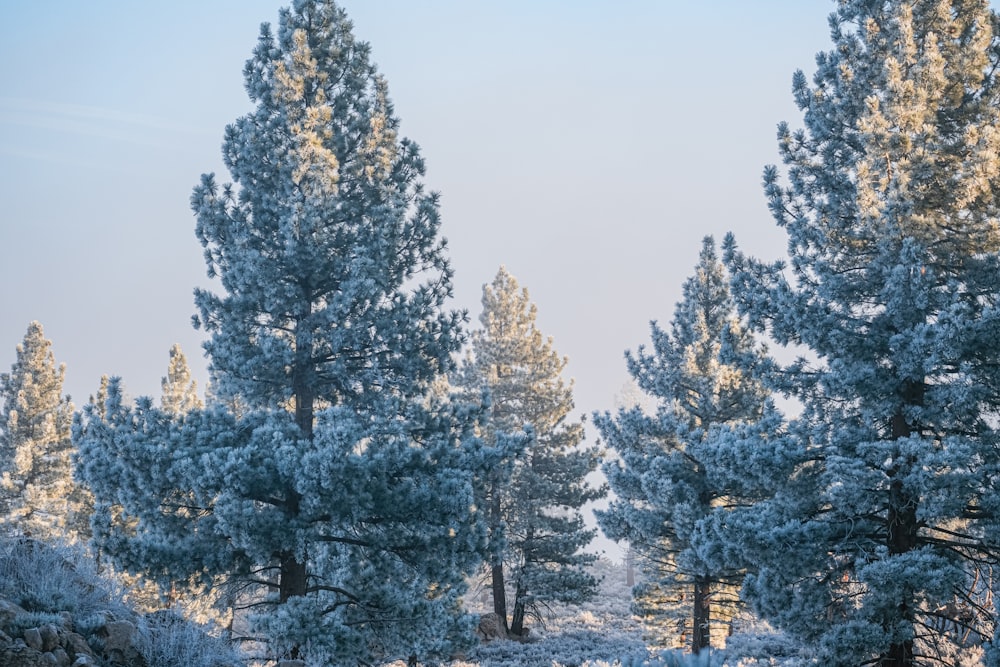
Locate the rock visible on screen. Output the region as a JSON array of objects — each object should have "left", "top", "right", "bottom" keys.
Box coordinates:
[
  {"left": 278, "top": 661, "right": 306, "bottom": 667},
  {"left": 0, "top": 644, "right": 50, "bottom": 667},
  {"left": 99, "top": 620, "right": 136, "bottom": 653},
  {"left": 0, "top": 596, "right": 28, "bottom": 628},
  {"left": 61, "top": 632, "right": 93, "bottom": 659},
  {"left": 52, "top": 647, "right": 71, "bottom": 667},
  {"left": 23, "top": 627, "right": 43, "bottom": 651},
  {"left": 96, "top": 619, "right": 145, "bottom": 667},
  {"left": 41, "top": 652, "right": 59, "bottom": 666},
  {"left": 475, "top": 612, "right": 506, "bottom": 642},
  {"left": 39, "top": 623, "right": 60, "bottom": 651},
  {"left": 72, "top": 657, "right": 95, "bottom": 667}
]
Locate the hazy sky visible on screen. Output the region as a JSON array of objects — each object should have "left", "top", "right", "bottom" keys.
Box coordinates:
[
  {"left": 0, "top": 0, "right": 838, "bottom": 403},
  {"left": 0, "top": 2, "right": 844, "bottom": 554}
]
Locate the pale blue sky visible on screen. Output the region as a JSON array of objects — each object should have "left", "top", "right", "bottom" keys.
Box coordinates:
[{"left": 0, "top": 1, "right": 838, "bottom": 409}]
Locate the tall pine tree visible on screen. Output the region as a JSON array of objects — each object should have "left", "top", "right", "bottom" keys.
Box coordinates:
[
  {"left": 74, "top": 2, "right": 497, "bottom": 663},
  {"left": 455, "top": 266, "right": 604, "bottom": 637},
  {"left": 0, "top": 322, "right": 87, "bottom": 542},
  {"left": 713, "top": 2, "right": 1000, "bottom": 664},
  {"left": 596, "top": 238, "right": 770, "bottom": 653}
]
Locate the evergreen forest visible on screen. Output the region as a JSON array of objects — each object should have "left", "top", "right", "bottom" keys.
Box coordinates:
[{"left": 5, "top": 1, "right": 1000, "bottom": 666}]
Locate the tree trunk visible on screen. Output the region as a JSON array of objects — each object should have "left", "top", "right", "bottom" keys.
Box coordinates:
[
  {"left": 882, "top": 382, "right": 922, "bottom": 667},
  {"left": 626, "top": 545, "right": 635, "bottom": 588},
  {"left": 692, "top": 574, "right": 711, "bottom": 654},
  {"left": 491, "top": 561, "right": 509, "bottom": 635},
  {"left": 489, "top": 476, "right": 509, "bottom": 635},
  {"left": 510, "top": 580, "right": 528, "bottom": 637},
  {"left": 884, "top": 470, "right": 917, "bottom": 666},
  {"left": 279, "top": 376, "right": 312, "bottom": 606},
  {"left": 281, "top": 328, "right": 313, "bottom": 659},
  {"left": 279, "top": 550, "right": 308, "bottom": 602}
]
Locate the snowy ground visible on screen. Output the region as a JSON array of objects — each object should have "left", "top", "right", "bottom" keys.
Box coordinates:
[
  {"left": 459, "top": 560, "right": 647, "bottom": 667},
  {"left": 381, "top": 559, "right": 648, "bottom": 667},
  {"left": 380, "top": 559, "right": 814, "bottom": 667}
]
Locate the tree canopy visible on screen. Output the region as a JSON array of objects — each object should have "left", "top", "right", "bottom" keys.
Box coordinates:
[
  {"left": 713, "top": 2, "right": 1000, "bottom": 664},
  {"left": 74, "top": 1, "right": 498, "bottom": 663}
]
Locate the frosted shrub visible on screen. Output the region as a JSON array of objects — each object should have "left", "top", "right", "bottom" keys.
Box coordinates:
[
  {"left": 465, "top": 629, "right": 648, "bottom": 667},
  {"left": 137, "top": 612, "right": 243, "bottom": 667},
  {"left": 3, "top": 611, "right": 66, "bottom": 636},
  {"left": 649, "top": 651, "right": 716, "bottom": 667},
  {"left": 0, "top": 537, "right": 126, "bottom": 617},
  {"left": 716, "top": 627, "right": 812, "bottom": 667}
]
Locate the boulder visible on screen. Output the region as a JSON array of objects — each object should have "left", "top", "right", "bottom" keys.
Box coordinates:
[
  {"left": 100, "top": 620, "right": 137, "bottom": 654},
  {"left": 95, "top": 619, "right": 145, "bottom": 667},
  {"left": 0, "top": 596, "right": 28, "bottom": 629},
  {"left": 39, "top": 623, "right": 60, "bottom": 651},
  {"left": 23, "top": 627, "right": 43, "bottom": 651},
  {"left": 475, "top": 612, "right": 506, "bottom": 642},
  {"left": 61, "top": 631, "right": 93, "bottom": 659},
  {"left": 0, "top": 643, "right": 51, "bottom": 667},
  {"left": 51, "top": 647, "right": 70, "bottom": 667}
]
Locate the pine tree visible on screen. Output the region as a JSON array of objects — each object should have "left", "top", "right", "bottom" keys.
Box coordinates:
[
  {"left": 0, "top": 322, "right": 88, "bottom": 542},
  {"left": 87, "top": 375, "right": 109, "bottom": 422},
  {"left": 595, "top": 238, "right": 770, "bottom": 653},
  {"left": 715, "top": 2, "right": 1000, "bottom": 664},
  {"left": 160, "top": 344, "right": 202, "bottom": 415},
  {"left": 455, "top": 266, "right": 604, "bottom": 637},
  {"left": 74, "top": 2, "right": 496, "bottom": 663}
]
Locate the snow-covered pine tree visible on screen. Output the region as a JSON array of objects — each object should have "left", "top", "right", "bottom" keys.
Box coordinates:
[
  {"left": 455, "top": 266, "right": 605, "bottom": 637},
  {"left": 74, "top": 2, "right": 497, "bottom": 663},
  {"left": 160, "top": 344, "right": 202, "bottom": 415},
  {"left": 595, "top": 237, "right": 770, "bottom": 654},
  {"left": 0, "top": 322, "right": 88, "bottom": 542},
  {"left": 87, "top": 375, "right": 109, "bottom": 422},
  {"left": 716, "top": 2, "right": 1000, "bottom": 664}
]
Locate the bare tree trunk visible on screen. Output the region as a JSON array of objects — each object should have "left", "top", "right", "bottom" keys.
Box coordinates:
[
  {"left": 882, "top": 382, "right": 922, "bottom": 667},
  {"left": 280, "top": 373, "right": 312, "bottom": 605},
  {"left": 692, "top": 575, "right": 711, "bottom": 654},
  {"left": 491, "top": 561, "right": 509, "bottom": 634},
  {"left": 510, "top": 579, "right": 528, "bottom": 637},
  {"left": 626, "top": 545, "right": 635, "bottom": 588},
  {"left": 489, "top": 476, "right": 509, "bottom": 635}
]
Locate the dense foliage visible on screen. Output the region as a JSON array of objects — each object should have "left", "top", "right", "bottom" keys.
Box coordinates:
[
  {"left": 73, "top": 1, "right": 501, "bottom": 664},
  {"left": 8, "top": 1, "right": 1000, "bottom": 665},
  {"left": 707, "top": 1, "right": 1000, "bottom": 665}
]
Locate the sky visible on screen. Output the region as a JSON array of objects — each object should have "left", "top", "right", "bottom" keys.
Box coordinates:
[{"left": 0, "top": 2, "right": 841, "bottom": 555}]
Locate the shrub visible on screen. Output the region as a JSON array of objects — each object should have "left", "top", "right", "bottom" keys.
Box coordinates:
[
  {"left": 0, "top": 537, "right": 127, "bottom": 618},
  {"left": 137, "top": 612, "right": 243, "bottom": 667}
]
